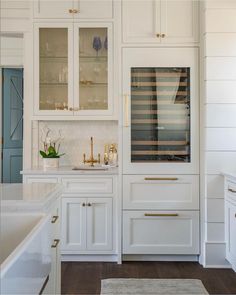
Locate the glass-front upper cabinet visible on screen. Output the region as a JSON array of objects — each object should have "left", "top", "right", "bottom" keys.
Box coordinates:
[
  {"left": 34, "top": 24, "right": 73, "bottom": 115},
  {"left": 123, "top": 48, "right": 199, "bottom": 174},
  {"left": 74, "top": 24, "right": 113, "bottom": 115}
]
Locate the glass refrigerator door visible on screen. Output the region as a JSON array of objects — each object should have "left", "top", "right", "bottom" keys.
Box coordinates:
[{"left": 130, "top": 67, "right": 190, "bottom": 163}]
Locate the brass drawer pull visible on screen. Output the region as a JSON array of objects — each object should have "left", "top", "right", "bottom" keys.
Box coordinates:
[
  {"left": 228, "top": 188, "right": 236, "bottom": 193},
  {"left": 161, "top": 33, "right": 166, "bottom": 38},
  {"left": 144, "top": 213, "right": 179, "bottom": 217},
  {"left": 51, "top": 215, "right": 59, "bottom": 224},
  {"left": 51, "top": 239, "right": 60, "bottom": 248},
  {"left": 156, "top": 33, "right": 160, "bottom": 38},
  {"left": 69, "top": 9, "right": 73, "bottom": 13},
  {"left": 144, "top": 177, "right": 178, "bottom": 181}
]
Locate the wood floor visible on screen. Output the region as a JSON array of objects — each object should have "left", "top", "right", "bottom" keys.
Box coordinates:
[{"left": 61, "top": 261, "right": 236, "bottom": 295}]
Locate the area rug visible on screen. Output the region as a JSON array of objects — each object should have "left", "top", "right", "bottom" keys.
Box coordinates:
[{"left": 101, "top": 279, "right": 209, "bottom": 295}]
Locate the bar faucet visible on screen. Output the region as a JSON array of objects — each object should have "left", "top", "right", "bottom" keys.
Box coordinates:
[{"left": 83, "top": 137, "right": 101, "bottom": 167}]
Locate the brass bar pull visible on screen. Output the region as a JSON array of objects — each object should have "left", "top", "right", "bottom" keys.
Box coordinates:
[
  {"left": 124, "top": 94, "right": 130, "bottom": 127},
  {"left": 51, "top": 215, "right": 59, "bottom": 224},
  {"left": 144, "top": 213, "right": 179, "bottom": 217},
  {"left": 228, "top": 188, "right": 236, "bottom": 193},
  {"left": 51, "top": 239, "right": 60, "bottom": 248},
  {"left": 144, "top": 177, "right": 178, "bottom": 181}
]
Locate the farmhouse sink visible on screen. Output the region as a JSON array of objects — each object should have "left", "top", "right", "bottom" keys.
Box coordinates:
[{"left": 0, "top": 212, "right": 51, "bottom": 294}]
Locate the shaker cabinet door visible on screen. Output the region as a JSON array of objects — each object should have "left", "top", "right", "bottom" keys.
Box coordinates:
[
  {"left": 122, "top": 0, "right": 161, "bottom": 43},
  {"left": 33, "top": 0, "right": 76, "bottom": 19},
  {"left": 61, "top": 198, "right": 87, "bottom": 251},
  {"left": 76, "top": 0, "right": 113, "bottom": 19},
  {"left": 160, "top": 0, "right": 199, "bottom": 44},
  {"left": 86, "top": 198, "right": 113, "bottom": 251}
]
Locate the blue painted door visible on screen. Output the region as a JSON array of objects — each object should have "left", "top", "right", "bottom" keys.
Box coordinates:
[{"left": 2, "top": 69, "right": 23, "bottom": 183}]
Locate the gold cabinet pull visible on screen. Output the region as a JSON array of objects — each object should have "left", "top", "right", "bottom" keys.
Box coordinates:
[
  {"left": 87, "top": 203, "right": 92, "bottom": 207},
  {"left": 144, "top": 177, "right": 178, "bottom": 181},
  {"left": 51, "top": 215, "right": 59, "bottom": 224},
  {"left": 156, "top": 33, "right": 160, "bottom": 38},
  {"left": 82, "top": 203, "right": 86, "bottom": 207},
  {"left": 51, "top": 239, "right": 60, "bottom": 248},
  {"left": 144, "top": 213, "right": 179, "bottom": 217},
  {"left": 124, "top": 94, "right": 130, "bottom": 127},
  {"left": 161, "top": 33, "right": 166, "bottom": 38},
  {"left": 228, "top": 188, "right": 236, "bottom": 193},
  {"left": 69, "top": 9, "right": 73, "bottom": 13}
]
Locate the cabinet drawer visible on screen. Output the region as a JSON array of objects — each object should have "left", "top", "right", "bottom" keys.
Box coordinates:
[
  {"left": 62, "top": 177, "right": 113, "bottom": 194},
  {"left": 25, "top": 177, "right": 59, "bottom": 184},
  {"left": 123, "top": 175, "right": 199, "bottom": 210},
  {"left": 226, "top": 180, "right": 236, "bottom": 205},
  {"left": 123, "top": 210, "right": 199, "bottom": 255}
]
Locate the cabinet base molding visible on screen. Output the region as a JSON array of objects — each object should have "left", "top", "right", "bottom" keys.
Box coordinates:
[
  {"left": 122, "top": 255, "right": 199, "bottom": 262},
  {"left": 61, "top": 254, "right": 118, "bottom": 262}
]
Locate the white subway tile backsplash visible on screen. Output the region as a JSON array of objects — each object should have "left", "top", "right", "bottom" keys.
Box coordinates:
[
  {"left": 206, "top": 104, "right": 236, "bottom": 127},
  {"left": 207, "top": 198, "right": 224, "bottom": 222},
  {"left": 205, "top": 9, "right": 236, "bottom": 33},
  {"left": 206, "top": 57, "right": 236, "bottom": 80},
  {"left": 207, "top": 175, "right": 224, "bottom": 198},
  {"left": 206, "top": 81, "right": 236, "bottom": 103},
  {"left": 34, "top": 121, "right": 118, "bottom": 167},
  {"left": 205, "top": 33, "right": 236, "bottom": 57},
  {"left": 206, "top": 152, "right": 236, "bottom": 174},
  {"left": 206, "top": 128, "right": 236, "bottom": 151}
]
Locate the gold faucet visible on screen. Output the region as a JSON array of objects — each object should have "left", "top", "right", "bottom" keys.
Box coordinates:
[{"left": 83, "top": 137, "right": 101, "bottom": 167}]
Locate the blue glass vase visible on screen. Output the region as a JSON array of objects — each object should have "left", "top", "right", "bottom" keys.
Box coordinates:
[{"left": 93, "top": 36, "right": 102, "bottom": 56}]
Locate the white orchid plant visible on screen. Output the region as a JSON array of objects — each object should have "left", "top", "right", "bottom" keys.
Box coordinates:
[{"left": 39, "top": 126, "right": 65, "bottom": 159}]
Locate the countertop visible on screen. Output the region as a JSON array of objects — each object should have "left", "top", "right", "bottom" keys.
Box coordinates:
[
  {"left": 0, "top": 183, "right": 62, "bottom": 212},
  {"left": 222, "top": 172, "right": 236, "bottom": 182},
  {"left": 21, "top": 166, "right": 119, "bottom": 175}
]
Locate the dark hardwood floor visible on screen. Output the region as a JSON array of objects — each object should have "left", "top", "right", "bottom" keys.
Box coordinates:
[{"left": 61, "top": 261, "right": 236, "bottom": 295}]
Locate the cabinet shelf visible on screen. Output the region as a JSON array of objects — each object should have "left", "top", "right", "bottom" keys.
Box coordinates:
[
  {"left": 40, "top": 82, "right": 68, "bottom": 86},
  {"left": 132, "top": 140, "right": 189, "bottom": 146}
]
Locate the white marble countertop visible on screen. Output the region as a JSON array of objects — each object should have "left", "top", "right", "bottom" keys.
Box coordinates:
[
  {"left": 0, "top": 183, "right": 62, "bottom": 212},
  {"left": 221, "top": 172, "right": 236, "bottom": 182},
  {"left": 21, "top": 166, "right": 119, "bottom": 175}
]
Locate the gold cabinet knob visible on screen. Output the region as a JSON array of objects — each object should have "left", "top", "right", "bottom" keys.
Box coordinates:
[
  {"left": 82, "top": 203, "right": 86, "bottom": 207},
  {"left": 69, "top": 107, "right": 73, "bottom": 111},
  {"left": 156, "top": 33, "right": 160, "bottom": 38},
  {"left": 87, "top": 203, "right": 92, "bottom": 207},
  {"left": 161, "top": 33, "right": 166, "bottom": 38},
  {"left": 73, "top": 9, "right": 79, "bottom": 13},
  {"left": 69, "top": 9, "right": 73, "bottom": 13}
]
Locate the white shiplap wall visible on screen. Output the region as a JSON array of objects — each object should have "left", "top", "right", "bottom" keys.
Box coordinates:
[
  {"left": 0, "top": 1, "right": 30, "bottom": 32},
  {"left": 204, "top": 0, "right": 236, "bottom": 267},
  {"left": 0, "top": 36, "right": 24, "bottom": 66}
]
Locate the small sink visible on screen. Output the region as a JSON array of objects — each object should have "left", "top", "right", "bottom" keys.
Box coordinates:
[
  {"left": 73, "top": 165, "right": 110, "bottom": 171},
  {"left": 0, "top": 212, "right": 51, "bottom": 294}
]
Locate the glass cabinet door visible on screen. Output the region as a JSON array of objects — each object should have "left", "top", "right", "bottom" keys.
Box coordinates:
[
  {"left": 74, "top": 24, "right": 112, "bottom": 114},
  {"left": 131, "top": 67, "right": 190, "bottom": 163},
  {"left": 35, "top": 25, "right": 73, "bottom": 114}
]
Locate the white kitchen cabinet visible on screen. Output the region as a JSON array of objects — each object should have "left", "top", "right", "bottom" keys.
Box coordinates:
[
  {"left": 122, "top": 0, "right": 199, "bottom": 44},
  {"left": 225, "top": 178, "right": 236, "bottom": 272},
  {"left": 61, "top": 197, "right": 87, "bottom": 251},
  {"left": 61, "top": 197, "right": 113, "bottom": 252},
  {"left": 33, "top": 22, "right": 113, "bottom": 118},
  {"left": 122, "top": 47, "right": 199, "bottom": 175},
  {"left": 123, "top": 175, "right": 199, "bottom": 210},
  {"left": 33, "top": 0, "right": 113, "bottom": 19},
  {"left": 123, "top": 210, "right": 199, "bottom": 254}
]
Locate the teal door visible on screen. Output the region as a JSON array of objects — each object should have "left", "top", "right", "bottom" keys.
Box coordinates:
[{"left": 2, "top": 68, "right": 23, "bottom": 183}]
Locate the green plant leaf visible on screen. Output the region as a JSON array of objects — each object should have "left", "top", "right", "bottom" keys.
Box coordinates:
[
  {"left": 48, "top": 146, "right": 56, "bottom": 154},
  {"left": 39, "top": 150, "right": 47, "bottom": 158}
]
